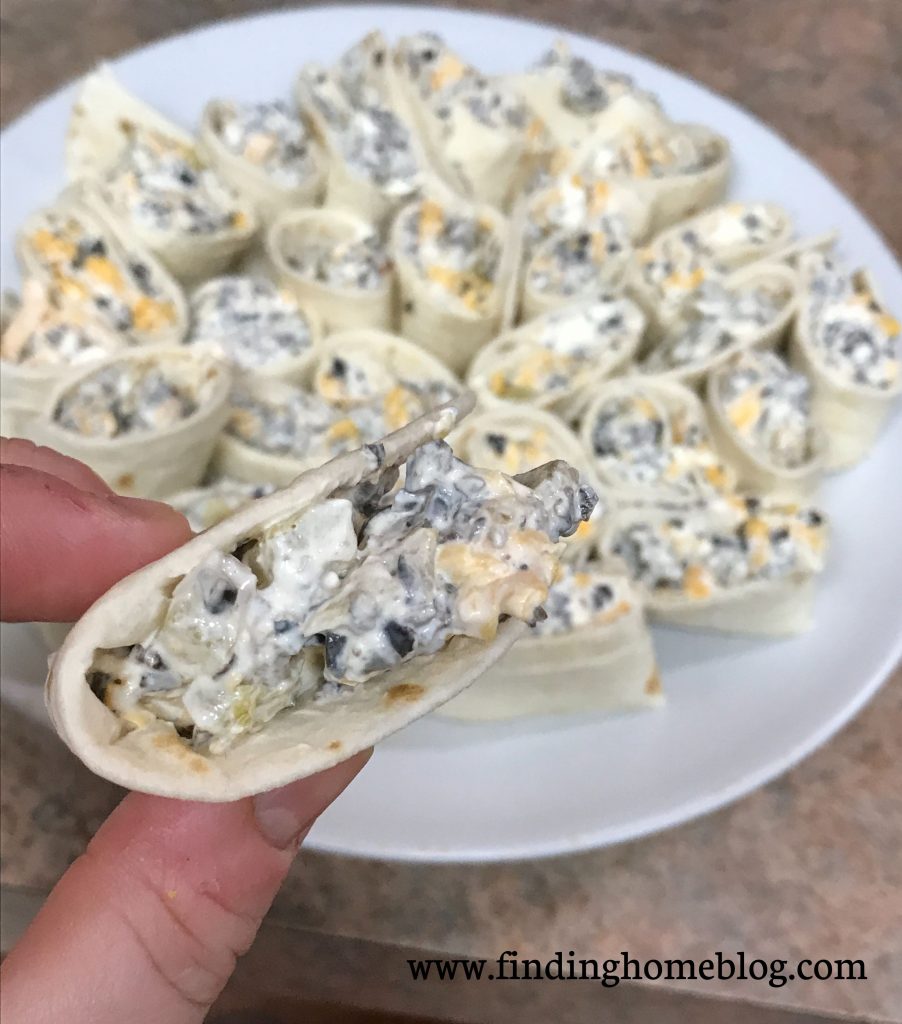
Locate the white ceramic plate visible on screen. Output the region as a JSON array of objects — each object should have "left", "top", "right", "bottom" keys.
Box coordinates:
[{"left": 1, "top": 5, "right": 900, "bottom": 863}]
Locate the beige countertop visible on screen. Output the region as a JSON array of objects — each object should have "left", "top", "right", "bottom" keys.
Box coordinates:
[{"left": 2, "top": 3, "right": 901, "bottom": 1021}]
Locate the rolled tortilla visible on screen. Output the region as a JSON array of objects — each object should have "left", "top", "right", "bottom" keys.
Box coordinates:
[
  {"left": 637, "top": 262, "right": 799, "bottom": 388},
  {"left": 504, "top": 38, "right": 664, "bottom": 149},
  {"left": 706, "top": 348, "right": 826, "bottom": 500},
  {"left": 597, "top": 496, "right": 827, "bottom": 636},
  {"left": 267, "top": 207, "right": 395, "bottom": 333},
  {"left": 165, "top": 479, "right": 276, "bottom": 532},
  {"left": 66, "top": 66, "right": 257, "bottom": 284},
  {"left": 185, "top": 275, "right": 324, "bottom": 386},
  {"left": 198, "top": 99, "right": 327, "bottom": 227},
  {"left": 580, "top": 375, "right": 736, "bottom": 502},
  {"left": 629, "top": 201, "right": 795, "bottom": 333},
  {"left": 390, "top": 191, "right": 516, "bottom": 374},
  {"left": 15, "top": 347, "right": 231, "bottom": 498},
  {"left": 447, "top": 405, "right": 602, "bottom": 561},
  {"left": 45, "top": 395, "right": 596, "bottom": 799},
  {"left": 441, "top": 570, "right": 660, "bottom": 721},
  {"left": 391, "top": 33, "right": 551, "bottom": 211},
  {"left": 573, "top": 116, "right": 731, "bottom": 235},
  {"left": 1, "top": 279, "right": 124, "bottom": 427},
  {"left": 467, "top": 295, "right": 646, "bottom": 422},
  {"left": 524, "top": 173, "right": 651, "bottom": 263},
  {"left": 296, "top": 34, "right": 426, "bottom": 229},
  {"left": 312, "top": 328, "right": 461, "bottom": 413},
  {"left": 218, "top": 330, "right": 461, "bottom": 486},
  {"left": 521, "top": 219, "right": 634, "bottom": 320},
  {"left": 16, "top": 185, "right": 189, "bottom": 348},
  {"left": 790, "top": 252, "right": 901, "bottom": 470},
  {"left": 214, "top": 376, "right": 345, "bottom": 486}
]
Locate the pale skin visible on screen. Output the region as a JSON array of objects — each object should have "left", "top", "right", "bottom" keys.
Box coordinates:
[{"left": 0, "top": 438, "right": 370, "bottom": 1022}]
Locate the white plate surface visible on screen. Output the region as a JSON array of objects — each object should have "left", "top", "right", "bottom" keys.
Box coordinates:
[{"left": 1, "top": 5, "right": 900, "bottom": 863}]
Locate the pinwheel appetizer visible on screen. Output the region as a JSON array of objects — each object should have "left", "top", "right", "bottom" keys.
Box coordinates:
[
  {"left": 707, "top": 349, "right": 825, "bottom": 498},
  {"left": 523, "top": 171, "right": 650, "bottom": 263},
  {"left": 393, "top": 32, "right": 550, "bottom": 210},
  {"left": 508, "top": 38, "right": 662, "bottom": 148},
  {"left": 390, "top": 192, "right": 514, "bottom": 372},
  {"left": 217, "top": 329, "right": 458, "bottom": 485},
  {"left": 311, "top": 328, "right": 459, "bottom": 415},
  {"left": 199, "top": 99, "right": 327, "bottom": 225},
  {"left": 448, "top": 405, "right": 602, "bottom": 560},
  {"left": 66, "top": 67, "right": 257, "bottom": 283},
  {"left": 267, "top": 207, "right": 394, "bottom": 333},
  {"left": 580, "top": 376, "right": 735, "bottom": 501},
  {"left": 599, "top": 495, "right": 828, "bottom": 635},
  {"left": 573, "top": 111, "right": 730, "bottom": 233},
  {"left": 296, "top": 33, "right": 426, "bottom": 228},
  {"left": 185, "top": 275, "right": 322, "bottom": 382},
  {"left": 166, "top": 479, "right": 276, "bottom": 532},
  {"left": 441, "top": 568, "right": 661, "bottom": 720},
  {"left": 521, "top": 218, "right": 634, "bottom": 319},
  {"left": 638, "top": 263, "right": 798, "bottom": 386},
  {"left": 630, "top": 201, "right": 794, "bottom": 331},
  {"left": 467, "top": 295, "right": 646, "bottom": 420},
  {"left": 46, "top": 398, "right": 597, "bottom": 798},
  {"left": 1, "top": 279, "right": 123, "bottom": 422},
  {"left": 16, "top": 347, "right": 230, "bottom": 497},
  {"left": 16, "top": 187, "right": 188, "bottom": 346},
  {"left": 791, "top": 251, "right": 901, "bottom": 469}
]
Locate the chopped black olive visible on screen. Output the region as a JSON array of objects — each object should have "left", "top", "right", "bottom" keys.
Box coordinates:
[
  {"left": 385, "top": 620, "right": 415, "bottom": 658},
  {"left": 273, "top": 619, "right": 294, "bottom": 633},
  {"left": 577, "top": 485, "right": 597, "bottom": 522},
  {"left": 88, "top": 670, "right": 111, "bottom": 701},
  {"left": 592, "top": 583, "right": 614, "bottom": 609},
  {"left": 175, "top": 723, "right": 195, "bottom": 740},
  {"left": 204, "top": 579, "right": 238, "bottom": 615},
  {"left": 485, "top": 432, "right": 507, "bottom": 455},
  {"left": 321, "top": 631, "right": 347, "bottom": 671},
  {"left": 771, "top": 527, "right": 790, "bottom": 543},
  {"left": 331, "top": 357, "right": 347, "bottom": 378}
]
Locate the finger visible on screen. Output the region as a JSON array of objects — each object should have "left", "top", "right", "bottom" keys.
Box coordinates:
[
  {"left": 0, "top": 751, "right": 370, "bottom": 1024},
  {"left": 0, "top": 463, "right": 191, "bottom": 622},
  {"left": 0, "top": 437, "right": 115, "bottom": 495}
]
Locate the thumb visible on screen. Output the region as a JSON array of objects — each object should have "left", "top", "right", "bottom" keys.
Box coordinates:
[
  {"left": 0, "top": 751, "right": 370, "bottom": 1024},
  {"left": 0, "top": 462, "right": 191, "bottom": 622}
]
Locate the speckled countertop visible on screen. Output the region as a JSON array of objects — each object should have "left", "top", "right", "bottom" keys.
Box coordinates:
[{"left": 2, "top": 2, "right": 901, "bottom": 1021}]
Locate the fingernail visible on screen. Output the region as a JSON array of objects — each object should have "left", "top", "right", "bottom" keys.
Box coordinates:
[{"left": 253, "top": 749, "right": 372, "bottom": 850}]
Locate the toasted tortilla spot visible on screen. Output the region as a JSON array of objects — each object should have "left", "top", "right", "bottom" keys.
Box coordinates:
[
  {"left": 116, "top": 472, "right": 135, "bottom": 492},
  {"left": 152, "top": 732, "right": 210, "bottom": 772},
  {"left": 385, "top": 683, "right": 425, "bottom": 705},
  {"left": 644, "top": 670, "right": 663, "bottom": 696},
  {"left": 327, "top": 740, "right": 342, "bottom": 751}
]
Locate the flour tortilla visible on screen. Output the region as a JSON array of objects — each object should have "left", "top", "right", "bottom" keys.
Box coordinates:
[
  {"left": 597, "top": 503, "right": 823, "bottom": 636},
  {"left": 390, "top": 192, "right": 516, "bottom": 375},
  {"left": 267, "top": 208, "right": 395, "bottom": 334},
  {"left": 15, "top": 185, "right": 190, "bottom": 349},
  {"left": 198, "top": 99, "right": 328, "bottom": 227},
  {"left": 0, "top": 280, "right": 124, "bottom": 428},
  {"left": 789, "top": 263, "right": 901, "bottom": 470},
  {"left": 66, "top": 67, "right": 258, "bottom": 285},
  {"left": 440, "top": 577, "right": 661, "bottom": 721},
  {"left": 705, "top": 363, "right": 826, "bottom": 501},
  {"left": 44, "top": 393, "right": 547, "bottom": 801},
  {"left": 19, "top": 346, "right": 231, "bottom": 498}
]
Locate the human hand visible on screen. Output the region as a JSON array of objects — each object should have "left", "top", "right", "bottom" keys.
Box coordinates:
[{"left": 0, "top": 439, "right": 369, "bottom": 1023}]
